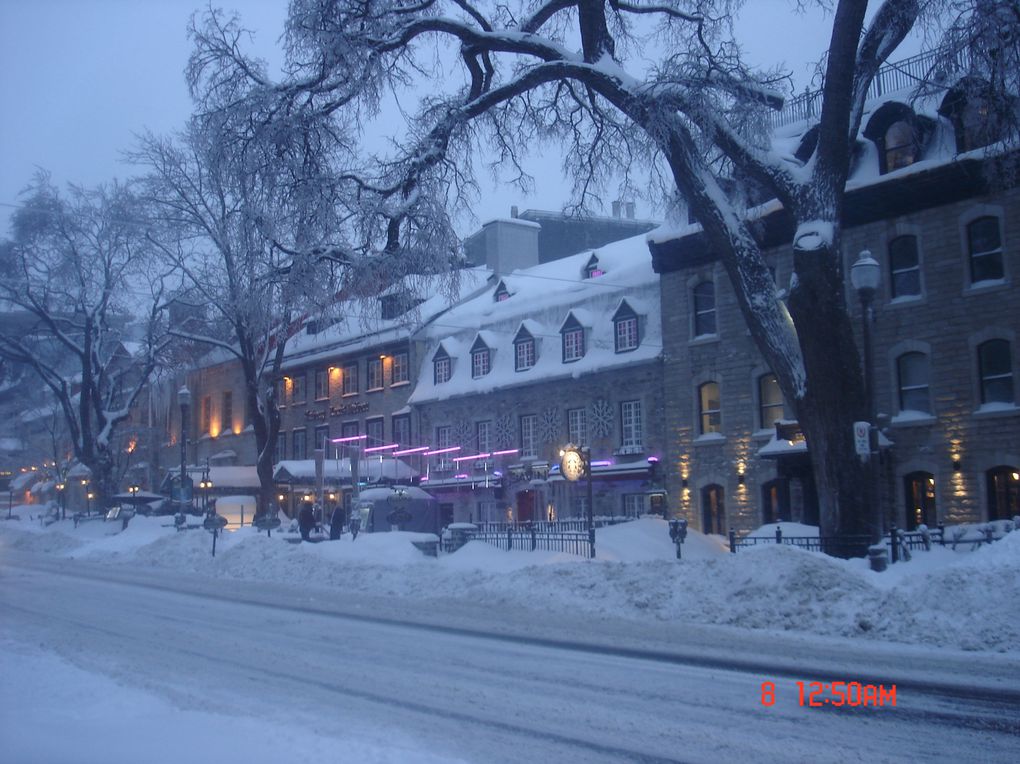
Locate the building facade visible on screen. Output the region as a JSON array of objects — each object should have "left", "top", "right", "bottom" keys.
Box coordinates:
[
  {"left": 410, "top": 236, "right": 667, "bottom": 526},
  {"left": 650, "top": 73, "right": 1020, "bottom": 535}
]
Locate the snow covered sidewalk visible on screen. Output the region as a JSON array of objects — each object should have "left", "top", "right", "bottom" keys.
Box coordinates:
[{"left": 2, "top": 508, "right": 1018, "bottom": 653}]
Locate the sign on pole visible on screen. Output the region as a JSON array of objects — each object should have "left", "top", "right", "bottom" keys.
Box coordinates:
[{"left": 853, "top": 421, "right": 871, "bottom": 459}]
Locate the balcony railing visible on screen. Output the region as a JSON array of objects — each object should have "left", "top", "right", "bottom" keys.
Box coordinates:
[{"left": 766, "top": 47, "right": 971, "bottom": 130}]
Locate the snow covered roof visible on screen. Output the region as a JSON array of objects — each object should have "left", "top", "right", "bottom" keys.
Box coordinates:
[
  {"left": 281, "top": 269, "right": 491, "bottom": 369},
  {"left": 410, "top": 233, "right": 661, "bottom": 404},
  {"left": 649, "top": 56, "right": 1017, "bottom": 252}
]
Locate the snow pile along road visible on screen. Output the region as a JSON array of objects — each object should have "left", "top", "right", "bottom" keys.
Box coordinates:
[{"left": 2, "top": 508, "right": 1018, "bottom": 653}]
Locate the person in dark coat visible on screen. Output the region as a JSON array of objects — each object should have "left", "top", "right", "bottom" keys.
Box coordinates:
[
  {"left": 329, "top": 504, "right": 344, "bottom": 540},
  {"left": 298, "top": 501, "right": 315, "bottom": 541}
]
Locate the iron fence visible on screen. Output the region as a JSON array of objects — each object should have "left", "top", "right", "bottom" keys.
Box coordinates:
[
  {"left": 730, "top": 524, "right": 953, "bottom": 560},
  {"left": 474, "top": 516, "right": 635, "bottom": 534},
  {"left": 464, "top": 526, "right": 592, "bottom": 557}
]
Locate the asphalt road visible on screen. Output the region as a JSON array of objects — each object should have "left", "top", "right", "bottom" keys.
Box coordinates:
[{"left": 3, "top": 554, "right": 1018, "bottom": 763}]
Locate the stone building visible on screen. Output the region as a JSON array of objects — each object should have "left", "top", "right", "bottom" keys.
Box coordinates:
[
  {"left": 409, "top": 235, "right": 666, "bottom": 526},
  {"left": 649, "top": 67, "right": 1020, "bottom": 535}
]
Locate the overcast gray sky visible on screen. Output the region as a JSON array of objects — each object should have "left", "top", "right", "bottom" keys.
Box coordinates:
[{"left": 0, "top": 1, "right": 923, "bottom": 238}]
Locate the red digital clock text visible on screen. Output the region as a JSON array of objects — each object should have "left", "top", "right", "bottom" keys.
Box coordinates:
[{"left": 760, "top": 681, "right": 896, "bottom": 707}]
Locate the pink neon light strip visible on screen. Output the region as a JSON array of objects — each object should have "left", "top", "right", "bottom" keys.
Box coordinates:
[
  {"left": 452, "top": 452, "right": 491, "bottom": 463},
  {"left": 491, "top": 448, "right": 519, "bottom": 456},
  {"left": 331, "top": 434, "right": 367, "bottom": 443},
  {"left": 364, "top": 443, "right": 399, "bottom": 453},
  {"left": 393, "top": 446, "right": 429, "bottom": 456},
  {"left": 423, "top": 446, "right": 461, "bottom": 456}
]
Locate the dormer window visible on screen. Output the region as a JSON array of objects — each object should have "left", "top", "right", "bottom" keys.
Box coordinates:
[
  {"left": 493, "top": 280, "right": 512, "bottom": 302},
  {"left": 884, "top": 120, "right": 916, "bottom": 172},
  {"left": 584, "top": 254, "right": 604, "bottom": 279},
  {"left": 513, "top": 327, "right": 536, "bottom": 371},
  {"left": 940, "top": 79, "right": 1006, "bottom": 153},
  {"left": 864, "top": 103, "right": 930, "bottom": 175},
  {"left": 433, "top": 347, "right": 451, "bottom": 384},
  {"left": 561, "top": 315, "right": 586, "bottom": 362},
  {"left": 613, "top": 301, "right": 639, "bottom": 352},
  {"left": 470, "top": 336, "right": 491, "bottom": 378}
]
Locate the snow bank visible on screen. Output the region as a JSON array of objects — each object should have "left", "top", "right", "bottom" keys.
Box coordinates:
[{"left": 2, "top": 515, "right": 1018, "bottom": 653}]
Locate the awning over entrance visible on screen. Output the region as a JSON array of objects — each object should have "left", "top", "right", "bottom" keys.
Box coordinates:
[{"left": 273, "top": 457, "right": 416, "bottom": 485}]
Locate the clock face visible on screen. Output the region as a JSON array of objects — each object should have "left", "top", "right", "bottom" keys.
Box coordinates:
[{"left": 561, "top": 449, "right": 585, "bottom": 481}]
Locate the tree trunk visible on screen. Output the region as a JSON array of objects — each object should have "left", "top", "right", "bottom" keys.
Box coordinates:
[{"left": 787, "top": 238, "right": 872, "bottom": 546}]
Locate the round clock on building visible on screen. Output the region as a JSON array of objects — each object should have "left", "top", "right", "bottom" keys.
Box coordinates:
[{"left": 560, "top": 446, "right": 586, "bottom": 482}]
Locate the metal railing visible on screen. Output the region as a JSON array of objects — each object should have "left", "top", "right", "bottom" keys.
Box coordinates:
[
  {"left": 474, "top": 516, "right": 635, "bottom": 534},
  {"left": 465, "top": 526, "right": 592, "bottom": 557},
  {"left": 767, "top": 47, "right": 971, "bottom": 129}
]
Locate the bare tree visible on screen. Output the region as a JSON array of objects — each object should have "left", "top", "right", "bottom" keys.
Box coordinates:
[
  {"left": 185, "top": 0, "right": 1019, "bottom": 542},
  {"left": 0, "top": 175, "right": 171, "bottom": 507},
  {"left": 137, "top": 9, "right": 466, "bottom": 518}
]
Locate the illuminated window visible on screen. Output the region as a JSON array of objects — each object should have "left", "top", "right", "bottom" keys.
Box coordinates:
[{"left": 699, "top": 382, "right": 721, "bottom": 435}]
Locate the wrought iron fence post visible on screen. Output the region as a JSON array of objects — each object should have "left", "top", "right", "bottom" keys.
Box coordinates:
[
  {"left": 890, "top": 526, "right": 899, "bottom": 564},
  {"left": 775, "top": 526, "right": 783, "bottom": 544},
  {"left": 507, "top": 527, "right": 512, "bottom": 551},
  {"left": 937, "top": 522, "right": 945, "bottom": 546},
  {"left": 729, "top": 529, "right": 737, "bottom": 553},
  {"left": 530, "top": 522, "right": 536, "bottom": 551}
]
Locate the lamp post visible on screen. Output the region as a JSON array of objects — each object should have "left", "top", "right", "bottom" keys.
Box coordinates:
[
  {"left": 56, "top": 482, "right": 66, "bottom": 520},
  {"left": 178, "top": 385, "right": 191, "bottom": 516},
  {"left": 850, "top": 249, "right": 882, "bottom": 546},
  {"left": 560, "top": 444, "right": 596, "bottom": 559},
  {"left": 80, "top": 478, "right": 90, "bottom": 516}
]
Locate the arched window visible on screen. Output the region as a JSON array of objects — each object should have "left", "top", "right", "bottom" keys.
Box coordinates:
[
  {"left": 701, "top": 484, "right": 726, "bottom": 535},
  {"left": 888, "top": 235, "right": 921, "bottom": 298},
  {"left": 986, "top": 466, "right": 1020, "bottom": 521},
  {"left": 884, "top": 120, "right": 917, "bottom": 171},
  {"left": 967, "top": 216, "right": 1004, "bottom": 284},
  {"left": 977, "top": 339, "right": 1014, "bottom": 405},
  {"left": 692, "top": 281, "right": 716, "bottom": 337},
  {"left": 897, "top": 352, "right": 931, "bottom": 414},
  {"left": 761, "top": 478, "right": 791, "bottom": 524},
  {"left": 940, "top": 81, "right": 1005, "bottom": 153},
  {"left": 698, "top": 382, "right": 721, "bottom": 435},
  {"left": 903, "top": 471, "right": 936, "bottom": 530}
]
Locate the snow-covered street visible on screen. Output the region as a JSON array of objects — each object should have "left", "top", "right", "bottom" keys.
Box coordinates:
[
  {"left": 3, "top": 552, "right": 1019, "bottom": 764},
  {"left": 2, "top": 512, "right": 1020, "bottom": 762}
]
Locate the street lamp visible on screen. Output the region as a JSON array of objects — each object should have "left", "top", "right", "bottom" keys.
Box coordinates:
[
  {"left": 178, "top": 384, "right": 191, "bottom": 517},
  {"left": 560, "top": 444, "right": 596, "bottom": 559},
  {"left": 56, "top": 482, "right": 66, "bottom": 520},
  {"left": 850, "top": 249, "right": 882, "bottom": 546}
]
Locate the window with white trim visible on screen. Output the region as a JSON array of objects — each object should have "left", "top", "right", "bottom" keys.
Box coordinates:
[
  {"left": 391, "top": 352, "right": 409, "bottom": 385},
  {"left": 889, "top": 235, "right": 921, "bottom": 298},
  {"left": 693, "top": 281, "right": 716, "bottom": 337},
  {"left": 896, "top": 352, "right": 932, "bottom": 414},
  {"left": 699, "top": 382, "right": 721, "bottom": 434},
  {"left": 367, "top": 358, "right": 384, "bottom": 390},
  {"left": 567, "top": 408, "right": 586, "bottom": 446},
  {"left": 621, "top": 400, "right": 643, "bottom": 448},
  {"left": 520, "top": 414, "right": 538, "bottom": 458},
  {"left": 967, "top": 216, "right": 1004, "bottom": 284}
]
